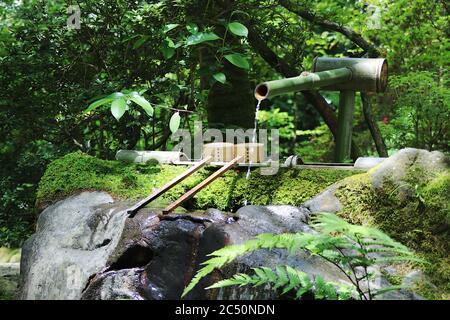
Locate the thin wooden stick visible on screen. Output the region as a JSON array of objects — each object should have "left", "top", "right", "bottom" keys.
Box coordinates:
[
  {"left": 162, "top": 156, "right": 243, "bottom": 215},
  {"left": 127, "top": 156, "right": 212, "bottom": 217}
]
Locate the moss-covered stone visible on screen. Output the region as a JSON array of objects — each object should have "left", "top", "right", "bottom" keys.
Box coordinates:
[
  {"left": 33, "top": 149, "right": 450, "bottom": 299},
  {"left": 334, "top": 149, "right": 450, "bottom": 299},
  {"left": 36, "top": 151, "right": 358, "bottom": 212},
  {"left": 0, "top": 276, "right": 17, "bottom": 300}
]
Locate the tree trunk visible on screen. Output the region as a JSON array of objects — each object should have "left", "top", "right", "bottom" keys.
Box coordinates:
[
  {"left": 205, "top": 59, "right": 255, "bottom": 128},
  {"left": 361, "top": 93, "right": 388, "bottom": 157},
  {"left": 191, "top": 0, "right": 255, "bottom": 129}
]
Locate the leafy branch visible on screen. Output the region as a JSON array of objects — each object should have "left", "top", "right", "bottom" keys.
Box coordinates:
[{"left": 84, "top": 90, "right": 182, "bottom": 133}]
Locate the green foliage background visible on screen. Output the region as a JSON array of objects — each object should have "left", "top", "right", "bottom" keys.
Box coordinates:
[{"left": 0, "top": 0, "right": 448, "bottom": 250}]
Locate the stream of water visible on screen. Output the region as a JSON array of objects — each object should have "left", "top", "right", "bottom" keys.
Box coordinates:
[{"left": 243, "top": 100, "right": 262, "bottom": 206}]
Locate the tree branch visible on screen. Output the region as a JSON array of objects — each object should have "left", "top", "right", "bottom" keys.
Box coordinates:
[
  {"left": 247, "top": 24, "right": 299, "bottom": 78},
  {"left": 278, "top": 0, "right": 380, "bottom": 57},
  {"left": 361, "top": 93, "right": 388, "bottom": 157}
]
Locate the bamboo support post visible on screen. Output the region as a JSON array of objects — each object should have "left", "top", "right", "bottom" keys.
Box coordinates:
[{"left": 335, "top": 91, "right": 356, "bottom": 162}]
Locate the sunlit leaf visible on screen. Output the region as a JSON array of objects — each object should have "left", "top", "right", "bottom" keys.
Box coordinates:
[
  {"left": 107, "top": 92, "right": 125, "bottom": 99},
  {"left": 111, "top": 98, "right": 126, "bottom": 121},
  {"left": 213, "top": 72, "right": 226, "bottom": 84},
  {"left": 128, "top": 94, "right": 153, "bottom": 117},
  {"left": 227, "top": 22, "right": 248, "bottom": 37},
  {"left": 169, "top": 112, "right": 181, "bottom": 133},
  {"left": 186, "top": 22, "right": 199, "bottom": 34},
  {"left": 84, "top": 97, "right": 113, "bottom": 113},
  {"left": 165, "top": 37, "right": 176, "bottom": 48},
  {"left": 186, "top": 32, "right": 220, "bottom": 46},
  {"left": 224, "top": 53, "right": 250, "bottom": 69},
  {"left": 163, "top": 23, "right": 179, "bottom": 33}
]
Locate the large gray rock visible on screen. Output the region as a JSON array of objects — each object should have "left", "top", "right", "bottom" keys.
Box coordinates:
[
  {"left": 20, "top": 194, "right": 353, "bottom": 300},
  {"left": 22, "top": 149, "right": 444, "bottom": 300},
  {"left": 369, "top": 148, "right": 448, "bottom": 189},
  {"left": 20, "top": 191, "right": 125, "bottom": 300},
  {"left": 20, "top": 194, "right": 418, "bottom": 300},
  {"left": 303, "top": 184, "right": 342, "bottom": 214},
  {"left": 81, "top": 204, "right": 350, "bottom": 300}
]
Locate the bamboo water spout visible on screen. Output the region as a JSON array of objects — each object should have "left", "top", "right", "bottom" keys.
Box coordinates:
[
  {"left": 255, "top": 57, "right": 387, "bottom": 100},
  {"left": 254, "top": 57, "right": 388, "bottom": 163},
  {"left": 255, "top": 67, "right": 353, "bottom": 100}
]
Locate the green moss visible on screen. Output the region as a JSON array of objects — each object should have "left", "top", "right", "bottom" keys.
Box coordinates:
[
  {"left": 421, "top": 172, "right": 450, "bottom": 223},
  {"left": 0, "top": 277, "right": 17, "bottom": 300},
  {"left": 334, "top": 173, "right": 375, "bottom": 225},
  {"left": 334, "top": 165, "right": 450, "bottom": 299},
  {"left": 36, "top": 151, "right": 358, "bottom": 212}
]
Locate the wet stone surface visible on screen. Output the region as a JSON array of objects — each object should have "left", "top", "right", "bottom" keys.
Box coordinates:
[{"left": 20, "top": 192, "right": 420, "bottom": 300}]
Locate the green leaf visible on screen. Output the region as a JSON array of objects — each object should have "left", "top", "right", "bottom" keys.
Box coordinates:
[
  {"left": 160, "top": 37, "right": 176, "bottom": 59},
  {"left": 84, "top": 97, "right": 113, "bottom": 113},
  {"left": 111, "top": 98, "right": 127, "bottom": 121},
  {"left": 165, "top": 37, "right": 176, "bottom": 48},
  {"left": 161, "top": 46, "right": 175, "bottom": 59},
  {"left": 227, "top": 22, "right": 248, "bottom": 37},
  {"left": 128, "top": 94, "right": 153, "bottom": 117},
  {"left": 107, "top": 92, "right": 125, "bottom": 99},
  {"left": 186, "top": 32, "right": 220, "bottom": 46},
  {"left": 186, "top": 22, "right": 199, "bottom": 34},
  {"left": 169, "top": 112, "right": 181, "bottom": 133},
  {"left": 163, "top": 24, "right": 179, "bottom": 33},
  {"left": 372, "top": 285, "right": 407, "bottom": 296},
  {"left": 213, "top": 72, "right": 226, "bottom": 84},
  {"left": 224, "top": 53, "right": 250, "bottom": 69},
  {"left": 133, "top": 36, "right": 149, "bottom": 49}
]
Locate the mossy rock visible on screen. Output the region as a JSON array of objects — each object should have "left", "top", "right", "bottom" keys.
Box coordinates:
[
  {"left": 0, "top": 277, "right": 17, "bottom": 300},
  {"left": 36, "top": 151, "right": 359, "bottom": 212},
  {"left": 333, "top": 148, "right": 450, "bottom": 299}
]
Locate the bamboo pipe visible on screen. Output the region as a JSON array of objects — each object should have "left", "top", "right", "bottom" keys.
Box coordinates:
[{"left": 254, "top": 67, "right": 353, "bottom": 100}]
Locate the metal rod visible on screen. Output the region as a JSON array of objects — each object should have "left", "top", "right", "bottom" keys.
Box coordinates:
[
  {"left": 127, "top": 156, "right": 212, "bottom": 217},
  {"left": 335, "top": 91, "right": 356, "bottom": 163},
  {"left": 162, "top": 156, "right": 243, "bottom": 214}
]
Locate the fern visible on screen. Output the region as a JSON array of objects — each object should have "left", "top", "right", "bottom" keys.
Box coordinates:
[
  {"left": 207, "top": 266, "right": 354, "bottom": 300},
  {"left": 182, "top": 212, "right": 424, "bottom": 299}
]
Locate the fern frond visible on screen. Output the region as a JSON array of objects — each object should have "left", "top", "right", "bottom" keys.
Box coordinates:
[
  {"left": 313, "top": 275, "right": 339, "bottom": 300},
  {"left": 372, "top": 285, "right": 407, "bottom": 297},
  {"left": 182, "top": 212, "right": 421, "bottom": 299},
  {"left": 182, "top": 233, "right": 312, "bottom": 297},
  {"left": 181, "top": 264, "right": 216, "bottom": 298},
  {"left": 206, "top": 266, "right": 346, "bottom": 300}
]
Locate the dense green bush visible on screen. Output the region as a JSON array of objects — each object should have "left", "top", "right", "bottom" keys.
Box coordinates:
[
  {"left": 0, "top": 141, "right": 63, "bottom": 247},
  {"left": 382, "top": 72, "right": 449, "bottom": 153},
  {"left": 0, "top": 0, "right": 448, "bottom": 254}
]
